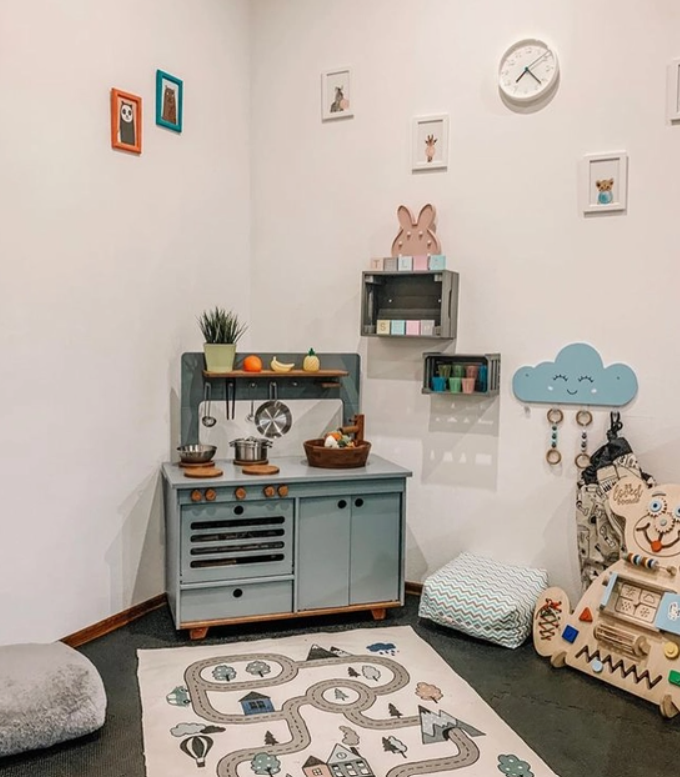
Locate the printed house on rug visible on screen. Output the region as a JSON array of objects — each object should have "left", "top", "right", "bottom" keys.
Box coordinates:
[{"left": 303, "top": 744, "right": 374, "bottom": 777}]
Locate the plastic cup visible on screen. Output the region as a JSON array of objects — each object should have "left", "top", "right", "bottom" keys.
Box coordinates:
[
  {"left": 452, "top": 364, "right": 465, "bottom": 378},
  {"left": 462, "top": 377, "right": 475, "bottom": 394},
  {"left": 465, "top": 364, "right": 479, "bottom": 379},
  {"left": 431, "top": 376, "right": 447, "bottom": 392},
  {"left": 449, "top": 377, "right": 461, "bottom": 393}
]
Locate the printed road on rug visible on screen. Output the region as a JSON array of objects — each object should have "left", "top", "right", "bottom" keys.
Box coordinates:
[{"left": 137, "top": 626, "right": 558, "bottom": 777}]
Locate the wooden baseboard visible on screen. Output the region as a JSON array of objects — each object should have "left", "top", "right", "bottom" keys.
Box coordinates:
[
  {"left": 62, "top": 594, "right": 167, "bottom": 648},
  {"left": 405, "top": 581, "right": 423, "bottom": 596}
]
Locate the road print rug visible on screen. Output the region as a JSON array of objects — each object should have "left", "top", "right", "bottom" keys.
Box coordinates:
[{"left": 137, "top": 626, "right": 558, "bottom": 777}]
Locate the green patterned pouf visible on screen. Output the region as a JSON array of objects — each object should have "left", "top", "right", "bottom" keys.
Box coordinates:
[
  {"left": 419, "top": 552, "right": 549, "bottom": 648},
  {"left": 0, "top": 641, "right": 107, "bottom": 756}
]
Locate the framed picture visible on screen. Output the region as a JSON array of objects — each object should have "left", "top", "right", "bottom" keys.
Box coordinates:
[
  {"left": 156, "top": 69, "right": 183, "bottom": 132},
  {"left": 412, "top": 114, "right": 449, "bottom": 171},
  {"left": 110, "top": 88, "right": 142, "bottom": 154},
  {"left": 321, "top": 67, "right": 353, "bottom": 121},
  {"left": 667, "top": 59, "right": 680, "bottom": 122},
  {"left": 580, "top": 152, "right": 628, "bottom": 214}
]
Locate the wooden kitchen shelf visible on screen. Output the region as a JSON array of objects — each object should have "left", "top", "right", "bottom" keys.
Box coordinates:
[{"left": 203, "top": 369, "right": 349, "bottom": 379}]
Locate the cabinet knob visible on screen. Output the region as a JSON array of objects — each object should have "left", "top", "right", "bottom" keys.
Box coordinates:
[
  {"left": 205, "top": 489, "right": 217, "bottom": 502},
  {"left": 277, "top": 485, "right": 289, "bottom": 497},
  {"left": 234, "top": 487, "right": 247, "bottom": 500},
  {"left": 355, "top": 498, "right": 364, "bottom": 508},
  {"left": 338, "top": 499, "right": 347, "bottom": 509},
  {"left": 191, "top": 489, "right": 203, "bottom": 503},
  {"left": 264, "top": 485, "right": 276, "bottom": 498}
]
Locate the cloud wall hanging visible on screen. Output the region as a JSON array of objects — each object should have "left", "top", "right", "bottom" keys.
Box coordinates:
[{"left": 512, "top": 343, "right": 638, "bottom": 407}]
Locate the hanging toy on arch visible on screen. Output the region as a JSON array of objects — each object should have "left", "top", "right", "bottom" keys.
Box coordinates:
[
  {"left": 546, "top": 408, "right": 563, "bottom": 465},
  {"left": 575, "top": 409, "right": 593, "bottom": 468}
]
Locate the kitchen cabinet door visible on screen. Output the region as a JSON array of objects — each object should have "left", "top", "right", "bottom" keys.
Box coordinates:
[
  {"left": 297, "top": 496, "right": 351, "bottom": 610},
  {"left": 349, "top": 493, "right": 402, "bottom": 605}
]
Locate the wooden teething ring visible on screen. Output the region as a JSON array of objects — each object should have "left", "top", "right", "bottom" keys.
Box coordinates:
[
  {"left": 546, "top": 448, "right": 562, "bottom": 465},
  {"left": 575, "top": 452, "right": 591, "bottom": 468},
  {"left": 576, "top": 409, "right": 593, "bottom": 427},
  {"left": 547, "top": 408, "right": 563, "bottom": 425}
]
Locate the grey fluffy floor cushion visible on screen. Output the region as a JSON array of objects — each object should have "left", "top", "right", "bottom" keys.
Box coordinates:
[{"left": 0, "top": 641, "right": 107, "bottom": 757}]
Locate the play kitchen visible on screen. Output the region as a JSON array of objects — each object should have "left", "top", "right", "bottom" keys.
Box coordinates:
[{"left": 162, "top": 350, "right": 412, "bottom": 640}]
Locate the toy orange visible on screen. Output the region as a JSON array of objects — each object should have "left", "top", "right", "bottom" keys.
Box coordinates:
[{"left": 243, "top": 355, "right": 263, "bottom": 372}]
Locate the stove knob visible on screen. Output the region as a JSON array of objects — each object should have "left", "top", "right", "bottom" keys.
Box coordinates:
[
  {"left": 191, "top": 490, "right": 203, "bottom": 503},
  {"left": 263, "top": 485, "right": 276, "bottom": 498},
  {"left": 235, "top": 487, "right": 247, "bottom": 500},
  {"left": 205, "top": 489, "right": 217, "bottom": 502},
  {"left": 277, "top": 485, "right": 289, "bottom": 497}
]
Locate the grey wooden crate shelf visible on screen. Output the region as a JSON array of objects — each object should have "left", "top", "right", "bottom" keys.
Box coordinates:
[
  {"left": 422, "top": 353, "right": 501, "bottom": 395},
  {"left": 360, "top": 270, "right": 459, "bottom": 340}
]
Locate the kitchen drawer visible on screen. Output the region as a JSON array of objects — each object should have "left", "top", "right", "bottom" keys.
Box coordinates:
[
  {"left": 180, "top": 499, "right": 293, "bottom": 583},
  {"left": 180, "top": 580, "right": 293, "bottom": 623}
]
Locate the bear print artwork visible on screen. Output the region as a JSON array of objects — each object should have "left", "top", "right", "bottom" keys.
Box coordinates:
[
  {"left": 596, "top": 178, "right": 614, "bottom": 205},
  {"left": 162, "top": 86, "right": 177, "bottom": 125}
]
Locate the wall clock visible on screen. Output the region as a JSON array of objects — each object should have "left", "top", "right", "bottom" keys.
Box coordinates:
[{"left": 498, "top": 38, "right": 559, "bottom": 105}]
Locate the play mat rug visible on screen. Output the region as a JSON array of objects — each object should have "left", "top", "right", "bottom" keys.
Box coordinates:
[{"left": 137, "top": 625, "right": 558, "bottom": 777}]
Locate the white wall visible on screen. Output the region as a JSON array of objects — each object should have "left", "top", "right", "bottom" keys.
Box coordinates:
[
  {"left": 0, "top": 0, "right": 252, "bottom": 644},
  {"left": 250, "top": 0, "right": 680, "bottom": 601}
]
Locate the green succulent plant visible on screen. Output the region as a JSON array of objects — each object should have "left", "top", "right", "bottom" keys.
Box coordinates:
[{"left": 198, "top": 307, "right": 247, "bottom": 344}]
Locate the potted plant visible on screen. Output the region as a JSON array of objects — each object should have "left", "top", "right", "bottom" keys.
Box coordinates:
[{"left": 198, "top": 306, "right": 247, "bottom": 372}]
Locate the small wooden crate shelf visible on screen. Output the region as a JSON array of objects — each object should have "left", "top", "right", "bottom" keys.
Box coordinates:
[
  {"left": 360, "top": 270, "right": 459, "bottom": 340},
  {"left": 422, "top": 353, "right": 501, "bottom": 396}
]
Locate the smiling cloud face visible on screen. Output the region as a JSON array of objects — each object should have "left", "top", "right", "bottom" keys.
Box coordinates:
[{"left": 512, "top": 343, "right": 638, "bottom": 406}]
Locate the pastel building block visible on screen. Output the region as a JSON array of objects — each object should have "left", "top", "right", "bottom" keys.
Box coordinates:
[
  {"left": 428, "top": 254, "right": 447, "bottom": 270},
  {"left": 397, "top": 255, "right": 413, "bottom": 271},
  {"left": 390, "top": 319, "right": 406, "bottom": 335},
  {"left": 413, "top": 255, "right": 429, "bottom": 271},
  {"left": 420, "top": 320, "right": 435, "bottom": 336},
  {"left": 562, "top": 625, "right": 579, "bottom": 643},
  {"left": 369, "top": 257, "right": 384, "bottom": 270},
  {"left": 405, "top": 320, "right": 421, "bottom": 336},
  {"left": 376, "top": 319, "right": 391, "bottom": 335},
  {"left": 383, "top": 257, "right": 398, "bottom": 272}
]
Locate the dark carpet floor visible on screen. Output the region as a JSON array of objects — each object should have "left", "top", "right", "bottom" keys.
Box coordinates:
[{"left": 2, "top": 595, "right": 678, "bottom": 776}]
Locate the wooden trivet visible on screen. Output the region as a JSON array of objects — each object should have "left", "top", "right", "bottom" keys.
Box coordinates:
[
  {"left": 241, "top": 464, "right": 280, "bottom": 476},
  {"left": 183, "top": 466, "right": 223, "bottom": 478},
  {"left": 234, "top": 458, "right": 268, "bottom": 467}
]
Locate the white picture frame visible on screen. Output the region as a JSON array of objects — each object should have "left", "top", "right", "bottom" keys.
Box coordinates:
[
  {"left": 579, "top": 152, "right": 628, "bottom": 214},
  {"left": 321, "top": 67, "right": 353, "bottom": 121},
  {"left": 667, "top": 59, "right": 680, "bottom": 122},
  {"left": 412, "top": 114, "right": 449, "bottom": 171}
]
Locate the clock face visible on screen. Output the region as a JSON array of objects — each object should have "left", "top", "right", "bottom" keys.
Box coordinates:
[{"left": 498, "top": 38, "right": 559, "bottom": 104}]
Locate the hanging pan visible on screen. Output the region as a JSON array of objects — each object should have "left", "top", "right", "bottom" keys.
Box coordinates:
[{"left": 255, "top": 381, "right": 292, "bottom": 438}]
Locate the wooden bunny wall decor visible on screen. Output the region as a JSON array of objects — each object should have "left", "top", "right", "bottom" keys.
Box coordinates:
[{"left": 390, "top": 203, "right": 441, "bottom": 258}]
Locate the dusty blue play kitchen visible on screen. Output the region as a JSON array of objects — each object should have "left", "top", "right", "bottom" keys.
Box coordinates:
[{"left": 161, "top": 351, "right": 412, "bottom": 640}]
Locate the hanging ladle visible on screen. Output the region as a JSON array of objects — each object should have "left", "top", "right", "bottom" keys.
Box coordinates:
[{"left": 201, "top": 383, "right": 217, "bottom": 427}]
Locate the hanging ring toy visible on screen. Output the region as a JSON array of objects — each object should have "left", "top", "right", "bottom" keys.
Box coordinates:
[
  {"left": 546, "top": 408, "right": 563, "bottom": 465},
  {"left": 575, "top": 409, "right": 593, "bottom": 468}
]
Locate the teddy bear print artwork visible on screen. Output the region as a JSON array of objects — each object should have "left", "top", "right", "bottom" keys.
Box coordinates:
[
  {"left": 533, "top": 475, "right": 680, "bottom": 718},
  {"left": 596, "top": 178, "right": 614, "bottom": 205}
]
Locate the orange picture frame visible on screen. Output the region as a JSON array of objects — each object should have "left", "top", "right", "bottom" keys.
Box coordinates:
[{"left": 110, "top": 88, "right": 142, "bottom": 154}]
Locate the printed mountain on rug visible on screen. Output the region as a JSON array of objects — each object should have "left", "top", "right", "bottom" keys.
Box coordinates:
[{"left": 137, "top": 625, "right": 559, "bottom": 777}]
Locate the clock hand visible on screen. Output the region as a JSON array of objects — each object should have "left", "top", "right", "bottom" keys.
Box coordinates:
[
  {"left": 525, "top": 50, "right": 551, "bottom": 70},
  {"left": 515, "top": 68, "right": 528, "bottom": 83},
  {"left": 526, "top": 68, "right": 542, "bottom": 85}
]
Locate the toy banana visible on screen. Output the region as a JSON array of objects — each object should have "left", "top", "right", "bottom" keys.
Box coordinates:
[{"left": 270, "top": 357, "right": 295, "bottom": 372}]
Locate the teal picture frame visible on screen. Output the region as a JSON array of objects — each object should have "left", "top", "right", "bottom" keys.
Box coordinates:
[{"left": 155, "top": 69, "right": 183, "bottom": 132}]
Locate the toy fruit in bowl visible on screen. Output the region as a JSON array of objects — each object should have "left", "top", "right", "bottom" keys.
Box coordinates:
[
  {"left": 270, "top": 357, "right": 295, "bottom": 373},
  {"left": 243, "top": 355, "right": 263, "bottom": 372}
]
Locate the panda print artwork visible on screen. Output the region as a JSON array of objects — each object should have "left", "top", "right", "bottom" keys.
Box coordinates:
[
  {"left": 119, "top": 101, "right": 136, "bottom": 146},
  {"left": 110, "top": 88, "right": 142, "bottom": 153}
]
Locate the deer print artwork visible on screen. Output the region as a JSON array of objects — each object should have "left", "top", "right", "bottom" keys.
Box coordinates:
[{"left": 425, "top": 134, "right": 437, "bottom": 163}]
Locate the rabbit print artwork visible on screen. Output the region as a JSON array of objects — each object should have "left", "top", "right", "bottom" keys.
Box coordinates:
[
  {"left": 425, "top": 134, "right": 437, "bottom": 163},
  {"left": 596, "top": 178, "right": 614, "bottom": 205},
  {"left": 162, "top": 86, "right": 177, "bottom": 125},
  {"left": 119, "top": 101, "right": 136, "bottom": 146},
  {"left": 533, "top": 475, "right": 680, "bottom": 718},
  {"left": 330, "top": 86, "right": 349, "bottom": 113},
  {"left": 390, "top": 204, "right": 442, "bottom": 257}
]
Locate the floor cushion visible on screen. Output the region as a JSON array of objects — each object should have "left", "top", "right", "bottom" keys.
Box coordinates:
[
  {"left": 418, "top": 552, "right": 549, "bottom": 648},
  {"left": 0, "top": 641, "right": 107, "bottom": 757}
]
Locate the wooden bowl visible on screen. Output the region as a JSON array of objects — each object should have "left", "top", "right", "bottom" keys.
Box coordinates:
[{"left": 303, "top": 439, "right": 371, "bottom": 469}]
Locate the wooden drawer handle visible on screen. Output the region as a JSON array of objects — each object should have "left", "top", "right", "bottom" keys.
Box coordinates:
[
  {"left": 234, "top": 487, "right": 247, "bottom": 500},
  {"left": 191, "top": 489, "right": 203, "bottom": 503},
  {"left": 205, "top": 489, "right": 217, "bottom": 502}
]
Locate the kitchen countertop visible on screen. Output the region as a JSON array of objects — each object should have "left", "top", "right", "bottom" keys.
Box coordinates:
[{"left": 161, "top": 454, "right": 412, "bottom": 488}]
